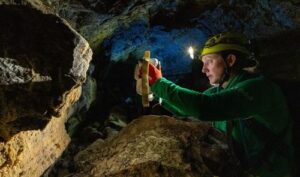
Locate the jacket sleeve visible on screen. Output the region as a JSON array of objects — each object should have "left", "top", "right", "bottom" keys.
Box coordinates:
[
  {"left": 151, "top": 77, "right": 275, "bottom": 121},
  {"left": 160, "top": 99, "right": 189, "bottom": 117}
]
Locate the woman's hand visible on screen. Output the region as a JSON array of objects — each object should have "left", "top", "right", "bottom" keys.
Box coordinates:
[{"left": 148, "top": 63, "right": 162, "bottom": 85}]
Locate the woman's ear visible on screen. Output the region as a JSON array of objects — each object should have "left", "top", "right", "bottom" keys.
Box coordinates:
[{"left": 226, "top": 54, "right": 237, "bottom": 67}]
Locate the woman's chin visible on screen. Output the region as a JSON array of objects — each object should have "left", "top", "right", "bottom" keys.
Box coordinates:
[{"left": 209, "top": 79, "right": 220, "bottom": 86}]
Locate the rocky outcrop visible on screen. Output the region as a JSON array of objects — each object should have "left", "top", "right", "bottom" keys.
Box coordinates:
[
  {"left": 0, "top": 2, "right": 92, "bottom": 177},
  {"left": 71, "top": 116, "right": 239, "bottom": 177},
  {"left": 0, "top": 87, "right": 81, "bottom": 177}
]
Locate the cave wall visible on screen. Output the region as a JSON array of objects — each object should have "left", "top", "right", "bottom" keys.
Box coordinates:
[
  {"left": 0, "top": 1, "right": 92, "bottom": 177},
  {"left": 1, "top": 0, "right": 300, "bottom": 176},
  {"left": 0, "top": 87, "right": 81, "bottom": 177}
]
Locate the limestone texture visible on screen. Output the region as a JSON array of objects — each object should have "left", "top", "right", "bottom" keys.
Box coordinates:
[
  {"left": 72, "top": 116, "right": 239, "bottom": 177},
  {"left": 0, "top": 2, "right": 92, "bottom": 177}
]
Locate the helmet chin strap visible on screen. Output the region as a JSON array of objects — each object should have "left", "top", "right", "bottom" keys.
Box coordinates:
[{"left": 218, "top": 57, "right": 230, "bottom": 87}]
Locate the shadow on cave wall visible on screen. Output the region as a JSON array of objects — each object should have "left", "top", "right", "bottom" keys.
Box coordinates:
[
  {"left": 274, "top": 79, "right": 300, "bottom": 176},
  {"left": 0, "top": 5, "right": 77, "bottom": 141},
  {"left": 90, "top": 54, "right": 140, "bottom": 124},
  {"left": 254, "top": 29, "right": 300, "bottom": 176}
]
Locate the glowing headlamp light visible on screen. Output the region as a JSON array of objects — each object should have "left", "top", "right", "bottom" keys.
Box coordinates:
[{"left": 188, "top": 46, "right": 194, "bottom": 59}]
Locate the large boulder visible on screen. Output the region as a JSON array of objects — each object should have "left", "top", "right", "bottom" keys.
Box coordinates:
[
  {"left": 0, "top": 2, "right": 92, "bottom": 177},
  {"left": 72, "top": 116, "right": 239, "bottom": 177}
]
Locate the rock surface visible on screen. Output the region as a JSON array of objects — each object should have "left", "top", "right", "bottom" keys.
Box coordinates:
[
  {"left": 0, "top": 3, "right": 92, "bottom": 140},
  {"left": 71, "top": 116, "right": 239, "bottom": 177},
  {"left": 0, "top": 2, "right": 92, "bottom": 177},
  {"left": 0, "top": 87, "right": 81, "bottom": 177}
]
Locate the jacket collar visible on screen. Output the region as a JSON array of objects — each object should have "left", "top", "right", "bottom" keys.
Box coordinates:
[{"left": 224, "top": 70, "right": 257, "bottom": 89}]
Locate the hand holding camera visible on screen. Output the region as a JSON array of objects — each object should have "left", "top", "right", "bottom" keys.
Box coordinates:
[{"left": 134, "top": 51, "right": 162, "bottom": 107}]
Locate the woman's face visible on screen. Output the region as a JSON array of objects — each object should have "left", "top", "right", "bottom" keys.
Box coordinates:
[{"left": 201, "top": 53, "right": 226, "bottom": 85}]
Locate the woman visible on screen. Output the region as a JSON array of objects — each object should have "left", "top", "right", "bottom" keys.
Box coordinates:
[{"left": 146, "top": 32, "right": 294, "bottom": 177}]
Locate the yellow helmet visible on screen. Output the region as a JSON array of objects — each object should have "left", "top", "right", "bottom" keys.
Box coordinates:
[{"left": 200, "top": 31, "right": 251, "bottom": 57}]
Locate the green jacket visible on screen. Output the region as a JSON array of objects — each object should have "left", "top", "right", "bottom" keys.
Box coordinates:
[{"left": 151, "top": 71, "right": 293, "bottom": 177}]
